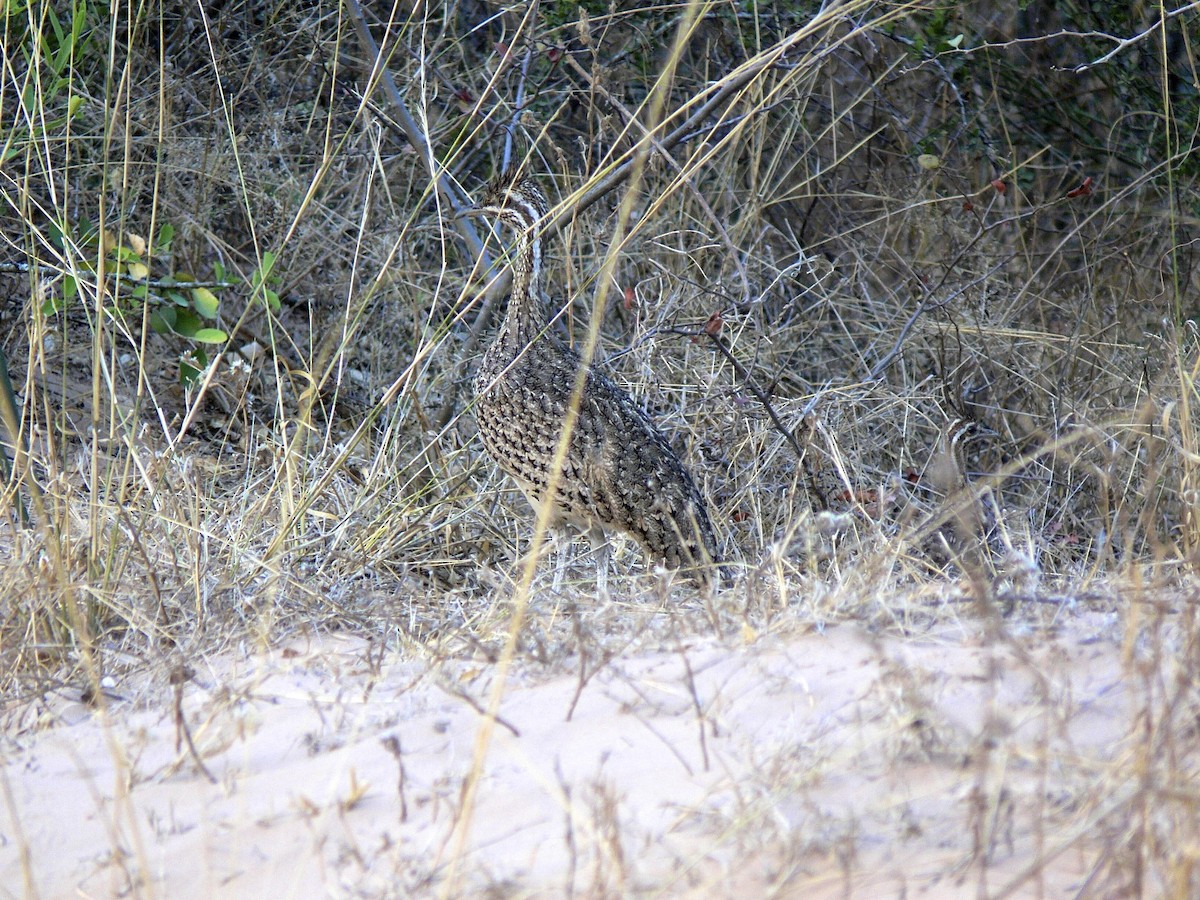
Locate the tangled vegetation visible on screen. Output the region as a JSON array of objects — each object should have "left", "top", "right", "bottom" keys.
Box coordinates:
[{"left": 2, "top": 1, "right": 1199, "bottom": 893}]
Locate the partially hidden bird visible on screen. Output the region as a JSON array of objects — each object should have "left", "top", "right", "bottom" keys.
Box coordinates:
[{"left": 461, "top": 171, "right": 724, "bottom": 595}]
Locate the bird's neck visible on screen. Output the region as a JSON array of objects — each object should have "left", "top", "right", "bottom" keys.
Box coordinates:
[{"left": 498, "top": 225, "right": 545, "bottom": 354}]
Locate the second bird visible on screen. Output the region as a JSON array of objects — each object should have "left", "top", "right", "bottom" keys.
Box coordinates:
[{"left": 462, "top": 171, "right": 724, "bottom": 595}]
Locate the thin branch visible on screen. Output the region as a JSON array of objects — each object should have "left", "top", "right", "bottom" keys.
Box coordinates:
[
  {"left": 562, "top": 54, "right": 752, "bottom": 306},
  {"left": 441, "top": 681, "right": 522, "bottom": 738},
  {"left": 0, "top": 260, "right": 236, "bottom": 290},
  {"left": 656, "top": 322, "right": 828, "bottom": 510},
  {"left": 869, "top": 257, "right": 1013, "bottom": 380}
]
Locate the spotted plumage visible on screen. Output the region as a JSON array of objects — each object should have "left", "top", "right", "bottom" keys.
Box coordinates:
[{"left": 463, "top": 172, "right": 723, "bottom": 593}]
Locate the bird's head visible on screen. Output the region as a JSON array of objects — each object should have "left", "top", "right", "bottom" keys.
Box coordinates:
[{"left": 459, "top": 172, "right": 550, "bottom": 231}]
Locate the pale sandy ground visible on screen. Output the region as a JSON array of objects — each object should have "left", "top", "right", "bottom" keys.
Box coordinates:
[{"left": 1, "top": 609, "right": 1139, "bottom": 897}]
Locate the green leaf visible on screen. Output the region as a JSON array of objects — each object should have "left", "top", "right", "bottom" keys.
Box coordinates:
[
  {"left": 250, "top": 251, "right": 279, "bottom": 293},
  {"left": 131, "top": 284, "right": 148, "bottom": 300},
  {"left": 179, "top": 348, "right": 207, "bottom": 387},
  {"left": 71, "top": 2, "right": 88, "bottom": 42},
  {"left": 41, "top": 295, "right": 64, "bottom": 315},
  {"left": 167, "top": 289, "right": 189, "bottom": 307},
  {"left": 155, "top": 223, "right": 174, "bottom": 251},
  {"left": 173, "top": 308, "right": 201, "bottom": 337},
  {"left": 62, "top": 274, "right": 77, "bottom": 301},
  {"left": 46, "top": 5, "right": 65, "bottom": 51},
  {"left": 77, "top": 220, "right": 99, "bottom": 248},
  {"left": 193, "top": 328, "right": 227, "bottom": 344},
  {"left": 150, "top": 307, "right": 176, "bottom": 334},
  {"left": 191, "top": 286, "right": 219, "bottom": 318},
  {"left": 264, "top": 288, "right": 280, "bottom": 312}
]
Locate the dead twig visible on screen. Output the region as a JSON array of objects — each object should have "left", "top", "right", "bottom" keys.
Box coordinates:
[
  {"left": 171, "top": 665, "right": 217, "bottom": 786},
  {"left": 380, "top": 734, "right": 409, "bottom": 822}
]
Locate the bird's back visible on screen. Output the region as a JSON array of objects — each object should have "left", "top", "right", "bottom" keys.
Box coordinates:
[{"left": 474, "top": 335, "right": 721, "bottom": 586}]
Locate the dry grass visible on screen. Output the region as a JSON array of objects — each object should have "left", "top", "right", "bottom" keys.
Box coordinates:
[{"left": 2, "top": 0, "right": 1200, "bottom": 895}]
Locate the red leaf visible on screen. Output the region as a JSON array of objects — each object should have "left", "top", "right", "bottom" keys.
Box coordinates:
[
  {"left": 623, "top": 285, "right": 635, "bottom": 311},
  {"left": 1066, "top": 176, "right": 1093, "bottom": 198},
  {"left": 703, "top": 310, "right": 723, "bottom": 337},
  {"left": 833, "top": 487, "right": 884, "bottom": 517},
  {"left": 991, "top": 178, "right": 1007, "bottom": 195}
]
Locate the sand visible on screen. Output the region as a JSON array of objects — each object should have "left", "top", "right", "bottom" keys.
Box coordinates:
[{"left": 0, "top": 610, "right": 1152, "bottom": 897}]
